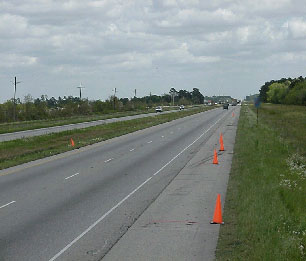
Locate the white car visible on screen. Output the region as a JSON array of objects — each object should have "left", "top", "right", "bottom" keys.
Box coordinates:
[
  {"left": 179, "top": 105, "right": 185, "bottom": 110},
  {"left": 155, "top": 106, "right": 163, "bottom": 112}
]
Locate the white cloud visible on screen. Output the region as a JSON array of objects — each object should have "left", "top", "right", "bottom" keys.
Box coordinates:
[
  {"left": 0, "top": 0, "right": 306, "bottom": 101},
  {"left": 0, "top": 14, "right": 28, "bottom": 37},
  {"left": 288, "top": 18, "right": 306, "bottom": 39},
  {"left": 0, "top": 54, "right": 37, "bottom": 68}
]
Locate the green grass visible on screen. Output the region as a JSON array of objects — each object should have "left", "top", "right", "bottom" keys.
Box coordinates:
[
  {"left": 0, "top": 106, "right": 215, "bottom": 170},
  {"left": 216, "top": 104, "right": 305, "bottom": 261}
]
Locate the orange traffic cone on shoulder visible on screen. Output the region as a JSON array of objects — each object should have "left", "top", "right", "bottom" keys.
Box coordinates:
[
  {"left": 70, "top": 138, "right": 75, "bottom": 147},
  {"left": 232, "top": 112, "right": 235, "bottom": 117},
  {"left": 219, "top": 134, "right": 224, "bottom": 151},
  {"left": 213, "top": 149, "right": 218, "bottom": 164},
  {"left": 210, "top": 194, "right": 224, "bottom": 224}
]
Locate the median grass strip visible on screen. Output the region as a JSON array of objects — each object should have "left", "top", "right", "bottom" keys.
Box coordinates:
[
  {"left": 216, "top": 104, "right": 305, "bottom": 260},
  {"left": 0, "top": 106, "right": 215, "bottom": 170}
]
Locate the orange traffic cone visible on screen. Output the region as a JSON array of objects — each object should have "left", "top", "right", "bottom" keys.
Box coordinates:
[
  {"left": 210, "top": 194, "right": 224, "bottom": 224},
  {"left": 220, "top": 134, "right": 224, "bottom": 151},
  {"left": 70, "top": 138, "right": 75, "bottom": 147},
  {"left": 232, "top": 112, "right": 235, "bottom": 117},
  {"left": 213, "top": 149, "right": 218, "bottom": 164}
]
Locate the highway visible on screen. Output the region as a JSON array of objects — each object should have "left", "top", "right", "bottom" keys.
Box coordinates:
[{"left": 0, "top": 106, "right": 238, "bottom": 261}]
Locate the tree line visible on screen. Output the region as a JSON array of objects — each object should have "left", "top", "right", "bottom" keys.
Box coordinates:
[
  {"left": 259, "top": 76, "right": 306, "bottom": 105},
  {"left": 0, "top": 88, "right": 205, "bottom": 123}
]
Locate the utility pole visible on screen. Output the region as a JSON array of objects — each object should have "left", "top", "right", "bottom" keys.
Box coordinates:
[
  {"left": 134, "top": 89, "right": 137, "bottom": 98},
  {"left": 77, "top": 83, "right": 85, "bottom": 99},
  {"left": 113, "top": 88, "right": 117, "bottom": 110},
  {"left": 13, "top": 76, "right": 21, "bottom": 121},
  {"left": 169, "top": 88, "right": 177, "bottom": 106}
]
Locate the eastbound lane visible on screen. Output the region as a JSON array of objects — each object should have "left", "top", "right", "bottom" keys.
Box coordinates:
[{"left": 0, "top": 107, "right": 237, "bottom": 261}]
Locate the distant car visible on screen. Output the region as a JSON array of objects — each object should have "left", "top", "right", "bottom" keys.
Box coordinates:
[
  {"left": 223, "top": 103, "right": 229, "bottom": 110},
  {"left": 179, "top": 105, "right": 185, "bottom": 110},
  {"left": 155, "top": 106, "right": 163, "bottom": 112}
]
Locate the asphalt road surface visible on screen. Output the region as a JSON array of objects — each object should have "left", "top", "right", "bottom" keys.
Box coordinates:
[
  {"left": 0, "top": 110, "right": 178, "bottom": 142},
  {"left": 0, "top": 106, "right": 238, "bottom": 261}
]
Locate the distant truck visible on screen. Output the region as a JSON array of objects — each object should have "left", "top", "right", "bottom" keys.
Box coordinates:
[{"left": 231, "top": 99, "right": 237, "bottom": 106}]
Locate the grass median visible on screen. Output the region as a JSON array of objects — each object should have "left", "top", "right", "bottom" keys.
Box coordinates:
[
  {"left": 216, "top": 104, "right": 305, "bottom": 260},
  {"left": 0, "top": 106, "right": 216, "bottom": 170}
]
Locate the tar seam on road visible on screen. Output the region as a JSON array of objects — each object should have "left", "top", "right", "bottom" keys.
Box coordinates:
[
  {"left": 65, "top": 173, "right": 80, "bottom": 180},
  {"left": 104, "top": 158, "right": 113, "bottom": 163},
  {"left": 0, "top": 201, "right": 16, "bottom": 209},
  {"left": 48, "top": 110, "right": 229, "bottom": 261}
]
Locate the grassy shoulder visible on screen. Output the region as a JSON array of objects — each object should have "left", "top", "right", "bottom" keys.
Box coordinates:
[
  {"left": 216, "top": 104, "right": 305, "bottom": 260},
  {"left": 0, "top": 106, "right": 216, "bottom": 170}
]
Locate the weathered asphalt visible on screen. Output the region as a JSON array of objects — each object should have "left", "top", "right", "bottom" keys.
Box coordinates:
[
  {"left": 0, "top": 106, "right": 239, "bottom": 261},
  {"left": 103, "top": 107, "right": 240, "bottom": 261}
]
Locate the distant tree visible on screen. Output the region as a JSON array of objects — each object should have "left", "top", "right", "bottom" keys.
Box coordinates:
[
  {"left": 259, "top": 80, "right": 275, "bottom": 102},
  {"left": 192, "top": 88, "right": 204, "bottom": 104},
  {"left": 178, "top": 90, "right": 192, "bottom": 101},
  {"left": 266, "top": 83, "right": 288, "bottom": 104},
  {"left": 285, "top": 81, "right": 306, "bottom": 105},
  {"left": 47, "top": 97, "right": 57, "bottom": 108}
]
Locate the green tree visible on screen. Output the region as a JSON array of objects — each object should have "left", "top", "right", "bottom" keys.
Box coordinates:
[
  {"left": 266, "top": 83, "right": 288, "bottom": 104},
  {"left": 192, "top": 88, "right": 204, "bottom": 104}
]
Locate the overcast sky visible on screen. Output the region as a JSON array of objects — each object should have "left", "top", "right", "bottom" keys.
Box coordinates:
[{"left": 1, "top": 0, "right": 306, "bottom": 102}]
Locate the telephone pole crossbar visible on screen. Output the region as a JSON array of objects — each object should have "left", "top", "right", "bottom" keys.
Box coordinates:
[
  {"left": 77, "top": 83, "right": 85, "bottom": 99},
  {"left": 13, "top": 76, "right": 21, "bottom": 121}
]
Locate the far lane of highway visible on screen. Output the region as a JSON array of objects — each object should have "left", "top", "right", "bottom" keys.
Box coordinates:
[{"left": 0, "top": 109, "right": 184, "bottom": 142}]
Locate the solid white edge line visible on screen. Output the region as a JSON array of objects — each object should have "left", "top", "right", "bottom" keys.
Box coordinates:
[
  {"left": 65, "top": 173, "right": 80, "bottom": 180},
  {"left": 0, "top": 201, "right": 16, "bottom": 209},
  {"left": 48, "top": 111, "right": 228, "bottom": 261}
]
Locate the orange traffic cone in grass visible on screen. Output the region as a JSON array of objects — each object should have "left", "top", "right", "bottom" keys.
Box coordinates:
[
  {"left": 210, "top": 194, "right": 224, "bottom": 224},
  {"left": 213, "top": 149, "right": 218, "bottom": 164},
  {"left": 219, "top": 134, "right": 224, "bottom": 151},
  {"left": 70, "top": 138, "right": 75, "bottom": 147}
]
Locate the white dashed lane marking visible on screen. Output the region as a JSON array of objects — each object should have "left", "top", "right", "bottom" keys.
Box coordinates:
[
  {"left": 104, "top": 158, "right": 113, "bottom": 163},
  {"left": 0, "top": 201, "right": 16, "bottom": 210},
  {"left": 147, "top": 141, "right": 152, "bottom": 144},
  {"left": 129, "top": 148, "right": 135, "bottom": 152},
  {"left": 65, "top": 173, "right": 79, "bottom": 180}
]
